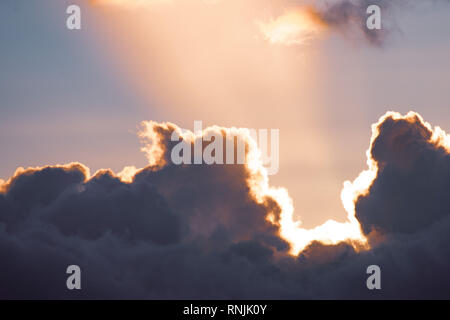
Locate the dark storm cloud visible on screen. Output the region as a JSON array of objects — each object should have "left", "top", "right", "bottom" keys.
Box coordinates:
[{"left": 2, "top": 113, "right": 450, "bottom": 298}]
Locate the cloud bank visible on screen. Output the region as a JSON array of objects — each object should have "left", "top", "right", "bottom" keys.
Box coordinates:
[{"left": 2, "top": 112, "right": 450, "bottom": 298}]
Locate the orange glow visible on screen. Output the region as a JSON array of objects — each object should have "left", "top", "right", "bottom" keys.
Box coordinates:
[
  {"left": 0, "top": 179, "right": 6, "bottom": 194},
  {"left": 117, "top": 166, "right": 141, "bottom": 183},
  {"left": 88, "top": 0, "right": 323, "bottom": 123},
  {"left": 257, "top": 8, "right": 326, "bottom": 46}
]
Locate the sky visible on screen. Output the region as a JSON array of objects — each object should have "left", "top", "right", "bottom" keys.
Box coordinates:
[
  {"left": 1, "top": 0, "right": 450, "bottom": 299},
  {"left": 2, "top": 0, "right": 450, "bottom": 229}
]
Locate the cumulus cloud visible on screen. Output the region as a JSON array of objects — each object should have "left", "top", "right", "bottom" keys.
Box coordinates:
[
  {"left": 0, "top": 123, "right": 291, "bottom": 298},
  {"left": 2, "top": 112, "right": 450, "bottom": 298}
]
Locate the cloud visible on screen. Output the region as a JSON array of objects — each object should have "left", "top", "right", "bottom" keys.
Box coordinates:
[
  {"left": 355, "top": 111, "right": 450, "bottom": 235},
  {"left": 256, "top": 8, "right": 326, "bottom": 46},
  {"left": 0, "top": 123, "right": 292, "bottom": 298},
  {"left": 2, "top": 112, "right": 450, "bottom": 298}
]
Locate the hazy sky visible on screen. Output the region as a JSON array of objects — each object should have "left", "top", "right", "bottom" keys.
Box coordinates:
[{"left": 1, "top": 0, "right": 450, "bottom": 229}]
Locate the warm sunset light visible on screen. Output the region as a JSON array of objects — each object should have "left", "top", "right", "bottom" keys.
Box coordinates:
[{"left": 257, "top": 8, "right": 326, "bottom": 46}]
